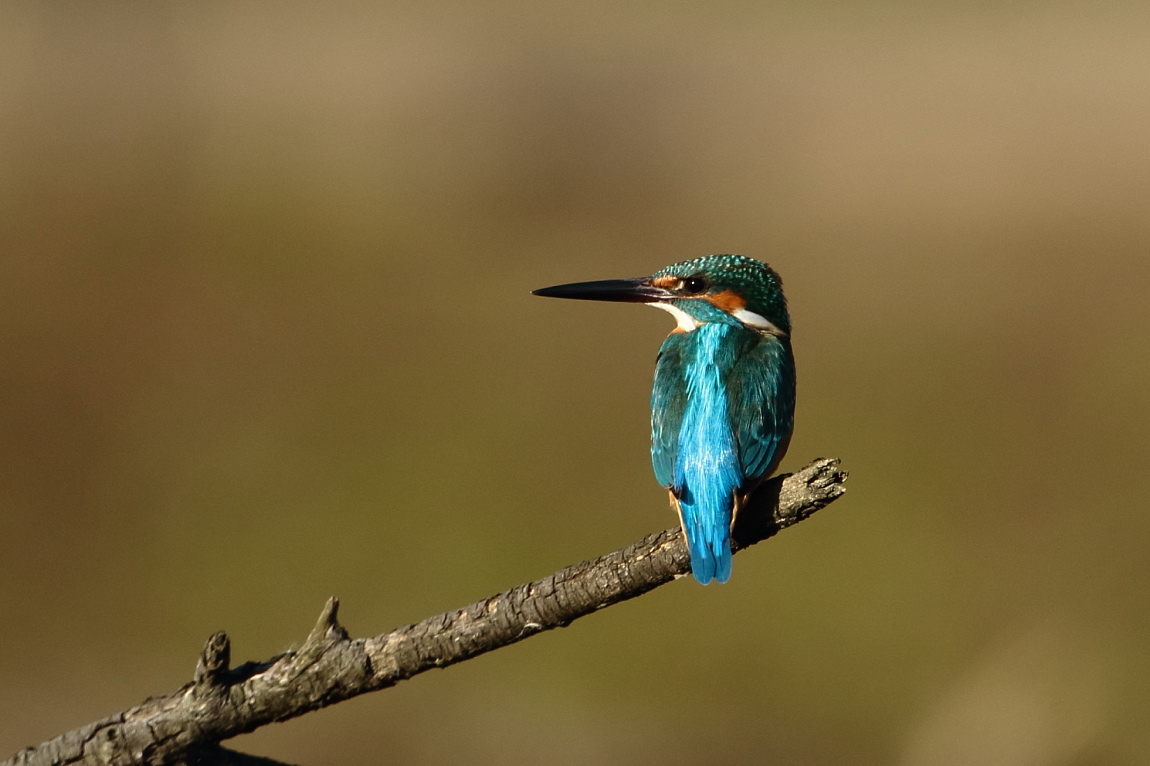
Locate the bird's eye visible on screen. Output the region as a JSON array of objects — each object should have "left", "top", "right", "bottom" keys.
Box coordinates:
[{"left": 681, "top": 276, "right": 709, "bottom": 294}]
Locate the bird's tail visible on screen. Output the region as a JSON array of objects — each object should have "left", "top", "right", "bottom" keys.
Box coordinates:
[{"left": 672, "top": 486, "right": 735, "bottom": 585}]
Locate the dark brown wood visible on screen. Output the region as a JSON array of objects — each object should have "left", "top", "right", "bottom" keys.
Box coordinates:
[{"left": 4, "top": 457, "right": 846, "bottom": 766}]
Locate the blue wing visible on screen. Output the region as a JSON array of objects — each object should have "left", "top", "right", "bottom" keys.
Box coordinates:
[
  {"left": 650, "top": 332, "right": 688, "bottom": 489},
  {"left": 725, "top": 332, "right": 796, "bottom": 486}
]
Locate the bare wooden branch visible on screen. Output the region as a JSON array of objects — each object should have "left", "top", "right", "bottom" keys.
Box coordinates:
[{"left": 4, "top": 457, "right": 846, "bottom": 766}]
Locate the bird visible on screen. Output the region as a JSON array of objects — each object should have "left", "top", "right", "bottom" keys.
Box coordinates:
[{"left": 533, "top": 254, "right": 795, "bottom": 585}]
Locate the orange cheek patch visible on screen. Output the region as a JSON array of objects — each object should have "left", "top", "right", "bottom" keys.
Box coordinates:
[{"left": 706, "top": 289, "right": 746, "bottom": 312}]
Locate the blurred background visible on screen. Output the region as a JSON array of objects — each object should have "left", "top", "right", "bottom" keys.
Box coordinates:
[{"left": 2, "top": 1, "right": 1148, "bottom": 764}]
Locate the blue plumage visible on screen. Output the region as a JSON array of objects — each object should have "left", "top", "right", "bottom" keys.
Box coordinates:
[
  {"left": 668, "top": 324, "right": 743, "bottom": 583},
  {"left": 534, "top": 254, "right": 796, "bottom": 585}
]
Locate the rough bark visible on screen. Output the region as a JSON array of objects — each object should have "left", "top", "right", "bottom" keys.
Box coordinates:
[{"left": 4, "top": 457, "right": 846, "bottom": 766}]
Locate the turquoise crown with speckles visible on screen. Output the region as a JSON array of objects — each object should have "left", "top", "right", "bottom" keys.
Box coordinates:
[{"left": 653, "top": 254, "right": 790, "bottom": 334}]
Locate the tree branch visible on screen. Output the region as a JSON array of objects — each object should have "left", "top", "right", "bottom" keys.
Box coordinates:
[{"left": 4, "top": 457, "right": 846, "bottom": 766}]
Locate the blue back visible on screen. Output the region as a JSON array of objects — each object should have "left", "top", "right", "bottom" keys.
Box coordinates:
[{"left": 651, "top": 323, "right": 795, "bottom": 584}]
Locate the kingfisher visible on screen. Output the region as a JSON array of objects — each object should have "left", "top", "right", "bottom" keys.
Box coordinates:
[{"left": 533, "top": 254, "right": 795, "bottom": 585}]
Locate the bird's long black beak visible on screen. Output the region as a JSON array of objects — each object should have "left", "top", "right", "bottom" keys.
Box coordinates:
[{"left": 532, "top": 277, "right": 671, "bottom": 303}]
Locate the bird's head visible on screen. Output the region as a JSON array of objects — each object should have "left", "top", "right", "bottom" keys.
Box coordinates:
[{"left": 533, "top": 254, "right": 790, "bottom": 337}]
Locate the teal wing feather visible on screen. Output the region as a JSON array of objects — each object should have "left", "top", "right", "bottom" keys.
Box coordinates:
[
  {"left": 650, "top": 333, "right": 688, "bottom": 489},
  {"left": 725, "top": 332, "right": 796, "bottom": 484}
]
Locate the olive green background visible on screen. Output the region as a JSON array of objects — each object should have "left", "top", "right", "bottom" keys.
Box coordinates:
[{"left": 3, "top": 2, "right": 1149, "bottom": 764}]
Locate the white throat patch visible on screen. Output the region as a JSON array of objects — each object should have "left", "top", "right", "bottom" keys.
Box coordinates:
[
  {"left": 649, "top": 302, "right": 698, "bottom": 332},
  {"left": 648, "top": 302, "right": 786, "bottom": 336}
]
